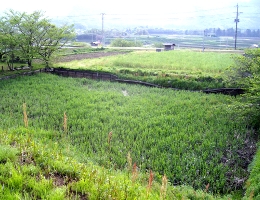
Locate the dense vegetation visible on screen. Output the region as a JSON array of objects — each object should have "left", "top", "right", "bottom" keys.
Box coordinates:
[
  {"left": 1, "top": 29, "right": 260, "bottom": 198},
  {"left": 0, "top": 73, "right": 255, "bottom": 197},
  {"left": 0, "top": 10, "right": 75, "bottom": 69},
  {"left": 56, "top": 50, "right": 237, "bottom": 90},
  {"left": 110, "top": 38, "right": 143, "bottom": 47},
  {"left": 226, "top": 48, "right": 260, "bottom": 129},
  {"left": 245, "top": 147, "right": 260, "bottom": 199},
  {"left": 1, "top": 127, "right": 236, "bottom": 199}
]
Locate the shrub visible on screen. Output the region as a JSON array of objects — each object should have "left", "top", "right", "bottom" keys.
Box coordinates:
[{"left": 111, "top": 38, "right": 143, "bottom": 47}]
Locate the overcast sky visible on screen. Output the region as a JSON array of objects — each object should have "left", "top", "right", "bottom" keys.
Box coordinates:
[
  {"left": 0, "top": 0, "right": 259, "bottom": 29},
  {"left": 0, "top": 0, "right": 253, "bottom": 16}
]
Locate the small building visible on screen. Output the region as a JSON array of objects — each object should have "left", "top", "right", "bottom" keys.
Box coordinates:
[
  {"left": 206, "top": 33, "right": 217, "bottom": 37},
  {"left": 163, "top": 43, "right": 176, "bottom": 51}
]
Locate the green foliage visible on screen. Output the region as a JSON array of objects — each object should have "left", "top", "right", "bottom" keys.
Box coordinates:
[
  {"left": 0, "top": 145, "right": 18, "bottom": 163},
  {"left": 70, "top": 42, "right": 90, "bottom": 47},
  {"left": 111, "top": 38, "right": 143, "bottom": 47},
  {"left": 226, "top": 48, "right": 260, "bottom": 129},
  {"left": 0, "top": 10, "right": 75, "bottom": 68},
  {"left": 0, "top": 73, "right": 252, "bottom": 195},
  {"left": 0, "top": 128, "right": 231, "bottom": 199},
  {"left": 244, "top": 145, "right": 260, "bottom": 199},
  {"left": 153, "top": 42, "right": 164, "bottom": 48},
  {"left": 57, "top": 50, "right": 236, "bottom": 90}
]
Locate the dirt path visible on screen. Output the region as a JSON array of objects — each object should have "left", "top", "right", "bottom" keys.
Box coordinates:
[{"left": 56, "top": 51, "right": 129, "bottom": 62}]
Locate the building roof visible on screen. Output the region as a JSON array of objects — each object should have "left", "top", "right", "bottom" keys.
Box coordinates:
[{"left": 163, "top": 43, "right": 176, "bottom": 46}]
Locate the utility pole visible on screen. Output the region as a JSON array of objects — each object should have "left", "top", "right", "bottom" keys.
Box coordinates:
[
  {"left": 234, "top": 4, "right": 240, "bottom": 50},
  {"left": 202, "top": 30, "right": 205, "bottom": 52},
  {"left": 101, "top": 13, "right": 105, "bottom": 46}
]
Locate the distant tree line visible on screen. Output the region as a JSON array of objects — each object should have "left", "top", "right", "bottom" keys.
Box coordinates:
[
  {"left": 110, "top": 38, "right": 143, "bottom": 47},
  {"left": 0, "top": 10, "right": 75, "bottom": 70},
  {"left": 204, "top": 28, "right": 260, "bottom": 37}
]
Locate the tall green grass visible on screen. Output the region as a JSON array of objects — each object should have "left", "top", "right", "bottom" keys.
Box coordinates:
[
  {"left": 0, "top": 73, "right": 252, "bottom": 195},
  {"left": 57, "top": 50, "right": 234, "bottom": 75},
  {"left": 0, "top": 127, "right": 235, "bottom": 199},
  {"left": 55, "top": 50, "right": 237, "bottom": 89}
]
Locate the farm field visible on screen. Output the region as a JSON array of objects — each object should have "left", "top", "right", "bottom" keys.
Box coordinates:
[
  {"left": 0, "top": 73, "right": 256, "bottom": 197},
  {"left": 55, "top": 50, "right": 239, "bottom": 90},
  {"left": 103, "top": 34, "right": 260, "bottom": 50},
  {"left": 154, "top": 35, "right": 260, "bottom": 50}
]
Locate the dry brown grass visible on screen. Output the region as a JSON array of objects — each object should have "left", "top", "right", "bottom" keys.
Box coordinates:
[{"left": 23, "top": 103, "right": 28, "bottom": 128}]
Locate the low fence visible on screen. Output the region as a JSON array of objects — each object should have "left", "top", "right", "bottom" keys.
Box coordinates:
[
  {"left": 52, "top": 68, "right": 245, "bottom": 96},
  {"left": 0, "top": 67, "right": 245, "bottom": 96},
  {"left": 52, "top": 68, "right": 118, "bottom": 81},
  {"left": 202, "top": 88, "right": 244, "bottom": 96},
  {"left": 52, "top": 68, "right": 162, "bottom": 88},
  {"left": 0, "top": 68, "right": 48, "bottom": 81}
]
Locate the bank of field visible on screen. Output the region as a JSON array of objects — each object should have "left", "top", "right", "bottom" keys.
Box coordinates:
[
  {"left": 0, "top": 73, "right": 252, "bottom": 195},
  {"left": 55, "top": 50, "right": 238, "bottom": 89}
]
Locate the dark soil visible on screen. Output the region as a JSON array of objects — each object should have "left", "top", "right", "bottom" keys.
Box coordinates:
[
  {"left": 56, "top": 51, "right": 129, "bottom": 62},
  {"left": 222, "top": 130, "right": 258, "bottom": 190}
]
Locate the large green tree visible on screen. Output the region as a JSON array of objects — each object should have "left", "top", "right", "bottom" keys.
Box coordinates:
[
  {"left": 0, "top": 10, "right": 75, "bottom": 68},
  {"left": 0, "top": 16, "right": 18, "bottom": 70},
  {"left": 36, "top": 23, "right": 75, "bottom": 68}
]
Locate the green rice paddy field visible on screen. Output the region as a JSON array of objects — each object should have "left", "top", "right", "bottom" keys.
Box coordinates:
[
  {"left": 0, "top": 72, "right": 254, "bottom": 195},
  {"left": 0, "top": 49, "right": 259, "bottom": 199}
]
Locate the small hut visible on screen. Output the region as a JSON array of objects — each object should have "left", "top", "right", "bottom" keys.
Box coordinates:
[{"left": 163, "top": 43, "right": 176, "bottom": 51}]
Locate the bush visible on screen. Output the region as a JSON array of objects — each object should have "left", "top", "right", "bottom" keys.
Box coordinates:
[
  {"left": 153, "top": 42, "right": 164, "bottom": 48},
  {"left": 226, "top": 48, "right": 260, "bottom": 129}
]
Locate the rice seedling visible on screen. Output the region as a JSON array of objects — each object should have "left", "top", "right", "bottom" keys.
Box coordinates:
[
  {"left": 63, "top": 112, "right": 67, "bottom": 133},
  {"left": 0, "top": 73, "right": 254, "bottom": 195}
]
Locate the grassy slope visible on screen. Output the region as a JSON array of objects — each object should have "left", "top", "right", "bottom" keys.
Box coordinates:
[
  {"left": 0, "top": 128, "right": 233, "bottom": 200},
  {"left": 243, "top": 145, "right": 260, "bottom": 199}
]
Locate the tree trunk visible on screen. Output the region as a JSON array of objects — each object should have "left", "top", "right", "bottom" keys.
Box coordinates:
[{"left": 27, "top": 59, "right": 32, "bottom": 69}]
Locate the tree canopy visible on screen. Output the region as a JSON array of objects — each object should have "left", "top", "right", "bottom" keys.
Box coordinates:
[{"left": 0, "top": 10, "right": 75, "bottom": 68}]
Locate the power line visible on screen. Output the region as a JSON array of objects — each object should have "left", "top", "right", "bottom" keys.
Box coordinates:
[{"left": 101, "top": 13, "right": 105, "bottom": 45}]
